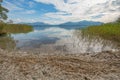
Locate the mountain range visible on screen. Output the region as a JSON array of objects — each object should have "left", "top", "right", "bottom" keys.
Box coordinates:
[
  {"left": 59, "top": 21, "right": 102, "bottom": 26},
  {"left": 21, "top": 20, "right": 102, "bottom": 26}
]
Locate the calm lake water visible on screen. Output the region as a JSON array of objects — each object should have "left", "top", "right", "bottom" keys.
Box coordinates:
[{"left": 0, "top": 26, "right": 117, "bottom": 53}]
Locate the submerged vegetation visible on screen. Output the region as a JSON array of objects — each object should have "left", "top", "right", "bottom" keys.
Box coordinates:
[
  {"left": 0, "top": 35, "right": 16, "bottom": 50},
  {"left": 0, "top": 23, "right": 33, "bottom": 34},
  {"left": 81, "top": 22, "right": 120, "bottom": 43}
]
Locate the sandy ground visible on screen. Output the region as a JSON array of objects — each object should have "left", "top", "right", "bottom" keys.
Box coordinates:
[{"left": 0, "top": 49, "right": 120, "bottom": 80}]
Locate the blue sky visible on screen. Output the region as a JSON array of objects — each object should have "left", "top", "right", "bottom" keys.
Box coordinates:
[{"left": 3, "top": 0, "right": 120, "bottom": 24}]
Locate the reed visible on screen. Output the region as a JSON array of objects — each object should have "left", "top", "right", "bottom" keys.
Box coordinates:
[
  {"left": 81, "top": 22, "right": 120, "bottom": 43},
  {"left": 0, "top": 23, "right": 33, "bottom": 34}
]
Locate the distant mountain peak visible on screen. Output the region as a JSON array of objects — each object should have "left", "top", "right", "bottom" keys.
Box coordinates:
[
  {"left": 59, "top": 20, "right": 102, "bottom": 26},
  {"left": 20, "top": 20, "right": 102, "bottom": 26}
]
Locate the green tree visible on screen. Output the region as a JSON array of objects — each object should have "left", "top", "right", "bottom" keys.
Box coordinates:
[{"left": 0, "top": 0, "right": 9, "bottom": 21}]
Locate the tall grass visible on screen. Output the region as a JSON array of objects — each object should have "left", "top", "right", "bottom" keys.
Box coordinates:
[
  {"left": 81, "top": 22, "right": 120, "bottom": 43},
  {"left": 0, "top": 23, "right": 33, "bottom": 34}
]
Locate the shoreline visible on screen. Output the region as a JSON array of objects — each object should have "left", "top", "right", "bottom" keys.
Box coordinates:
[{"left": 0, "top": 49, "right": 120, "bottom": 80}]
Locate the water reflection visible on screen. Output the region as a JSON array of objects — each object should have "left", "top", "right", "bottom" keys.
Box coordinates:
[
  {"left": 11, "top": 27, "right": 73, "bottom": 49},
  {"left": 63, "top": 30, "right": 117, "bottom": 53},
  {"left": 0, "top": 26, "right": 118, "bottom": 53}
]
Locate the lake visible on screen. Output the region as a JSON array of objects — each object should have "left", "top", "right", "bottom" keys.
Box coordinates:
[{"left": 0, "top": 26, "right": 117, "bottom": 54}]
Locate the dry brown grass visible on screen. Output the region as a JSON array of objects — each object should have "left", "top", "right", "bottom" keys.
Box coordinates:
[{"left": 0, "top": 50, "right": 120, "bottom": 80}]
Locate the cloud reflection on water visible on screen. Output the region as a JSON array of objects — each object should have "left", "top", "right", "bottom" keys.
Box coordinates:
[{"left": 11, "top": 26, "right": 117, "bottom": 53}]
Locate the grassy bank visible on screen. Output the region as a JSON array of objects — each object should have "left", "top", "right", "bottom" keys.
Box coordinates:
[
  {"left": 81, "top": 22, "right": 120, "bottom": 43},
  {"left": 0, "top": 23, "right": 33, "bottom": 34}
]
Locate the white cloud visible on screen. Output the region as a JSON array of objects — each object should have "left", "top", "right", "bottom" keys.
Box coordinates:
[
  {"left": 14, "top": 10, "right": 36, "bottom": 15},
  {"left": 3, "top": 1, "right": 23, "bottom": 11},
  {"left": 13, "top": 18, "right": 35, "bottom": 23},
  {"left": 24, "top": 10, "right": 36, "bottom": 14},
  {"left": 3, "top": 0, "right": 120, "bottom": 24},
  {"left": 34, "top": 0, "right": 120, "bottom": 24}
]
